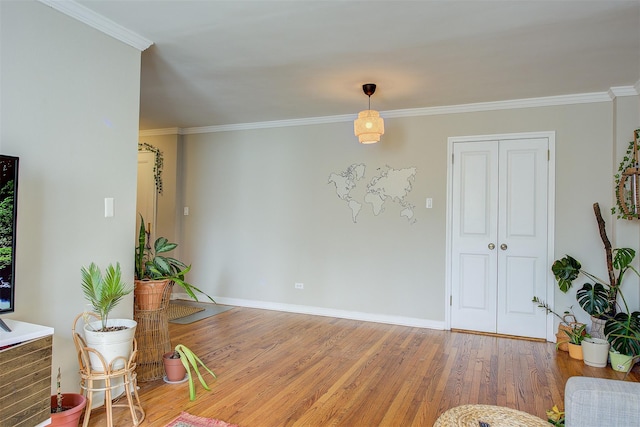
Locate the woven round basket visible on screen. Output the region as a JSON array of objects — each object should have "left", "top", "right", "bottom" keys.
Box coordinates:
[{"left": 433, "top": 404, "right": 548, "bottom": 427}]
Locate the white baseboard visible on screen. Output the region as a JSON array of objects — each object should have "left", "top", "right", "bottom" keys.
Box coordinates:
[{"left": 171, "top": 293, "right": 445, "bottom": 330}]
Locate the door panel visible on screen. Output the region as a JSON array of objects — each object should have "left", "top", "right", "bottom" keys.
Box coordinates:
[
  {"left": 451, "top": 142, "right": 498, "bottom": 332},
  {"left": 451, "top": 137, "right": 548, "bottom": 338},
  {"left": 496, "top": 139, "right": 548, "bottom": 338}
]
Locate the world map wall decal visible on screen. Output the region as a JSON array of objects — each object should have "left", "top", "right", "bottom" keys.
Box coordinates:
[{"left": 327, "top": 163, "right": 417, "bottom": 224}]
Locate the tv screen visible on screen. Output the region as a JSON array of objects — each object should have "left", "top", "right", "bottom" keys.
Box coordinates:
[{"left": 0, "top": 155, "right": 18, "bottom": 316}]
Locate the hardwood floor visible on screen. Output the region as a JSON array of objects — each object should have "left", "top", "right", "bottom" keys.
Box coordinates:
[{"left": 86, "top": 307, "right": 640, "bottom": 426}]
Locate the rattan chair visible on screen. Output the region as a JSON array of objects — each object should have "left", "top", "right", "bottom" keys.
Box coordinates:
[{"left": 72, "top": 313, "right": 145, "bottom": 427}]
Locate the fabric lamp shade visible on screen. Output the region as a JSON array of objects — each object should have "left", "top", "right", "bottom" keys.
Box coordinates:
[{"left": 354, "top": 110, "right": 384, "bottom": 144}]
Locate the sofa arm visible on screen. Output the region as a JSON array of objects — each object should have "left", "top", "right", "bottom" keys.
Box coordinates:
[{"left": 565, "top": 376, "right": 640, "bottom": 427}]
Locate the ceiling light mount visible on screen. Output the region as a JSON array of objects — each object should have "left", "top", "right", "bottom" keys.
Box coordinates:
[
  {"left": 354, "top": 83, "right": 384, "bottom": 144},
  {"left": 362, "top": 83, "right": 377, "bottom": 98}
]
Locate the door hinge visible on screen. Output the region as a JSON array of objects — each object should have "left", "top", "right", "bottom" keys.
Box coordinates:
[
  {"left": 452, "top": 153, "right": 454, "bottom": 164},
  {"left": 450, "top": 295, "right": 453, "bottom": 306},
  {"left": 548, "top": 150, "right": 550, "bottom": 161}
]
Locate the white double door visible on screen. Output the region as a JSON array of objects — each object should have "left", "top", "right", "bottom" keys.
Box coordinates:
[{"left": 450, "top": 136, "right": 550, "bottom": 339}]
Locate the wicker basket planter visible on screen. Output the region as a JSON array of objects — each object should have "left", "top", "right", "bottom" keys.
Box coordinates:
[{"left": 556, "top": 316, "right": 585, "bottom": 352}]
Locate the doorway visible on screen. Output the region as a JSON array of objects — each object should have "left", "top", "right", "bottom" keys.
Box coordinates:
[
  {"left": 137, "top": 150, "right": 157, "bottom": 244},
  {"left": 446, "top": 132, "right": 555, "bottom": 340}
]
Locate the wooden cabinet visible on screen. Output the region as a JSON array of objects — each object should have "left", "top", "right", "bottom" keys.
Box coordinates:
[{"left": 0, "top": 320, "right": 54, "bottom": 427}]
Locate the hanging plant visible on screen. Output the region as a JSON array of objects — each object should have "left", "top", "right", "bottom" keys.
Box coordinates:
[
  {"left": 138, "top": 142, "right": 164, "bottom": 195},
  {"left": 613, "top": 129, "right": 640, "bottom": 220}
]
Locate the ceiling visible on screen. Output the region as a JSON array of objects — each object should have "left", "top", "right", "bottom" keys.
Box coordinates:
[{"left": 72, "top": 0, "right": 640, "bottom": 131}]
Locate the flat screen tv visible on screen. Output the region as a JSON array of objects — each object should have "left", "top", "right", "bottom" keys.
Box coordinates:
[{"left": 0, "top": 155, "right": 18, "bottom": 332}]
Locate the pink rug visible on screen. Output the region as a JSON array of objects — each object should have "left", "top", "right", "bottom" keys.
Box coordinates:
[{"left": 165, "top": 412, "right": 239, "bottom": 427}]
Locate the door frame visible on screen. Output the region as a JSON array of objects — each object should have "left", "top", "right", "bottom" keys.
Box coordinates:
[
  {"left": 137, "top": 150, "right": 158, "bottom": 246},
  {"left": 444, "top": 131, "right": 556, "bottom": 342}
]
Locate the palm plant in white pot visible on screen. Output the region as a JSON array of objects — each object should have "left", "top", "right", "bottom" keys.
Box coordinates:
[{"left": 80, "top": 262, "right": 135, "bottom": 396}]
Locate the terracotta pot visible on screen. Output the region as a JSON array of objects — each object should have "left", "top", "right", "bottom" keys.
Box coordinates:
[
  {"left": 50, "top": 394, "right": 86, "bottom": 427},
  {"left": 567, "top": 343, "right": 583, "bottom": 360},
  {"left": 134, "top": 279, "right": 171, "bottom": 310},
  {"left": 163, "top": 351, "right": 187, "bottom": 382}
]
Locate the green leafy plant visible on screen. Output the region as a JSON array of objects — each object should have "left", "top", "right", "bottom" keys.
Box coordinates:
[
  {"left": 612, "top": 129, "right": 640, "bottom": 219},
  {"left": 552, "top": 250, "right": 636, "bottom": 318},
  {"left": 562, "top": 323, "right": 589, "bottom": 345},
  {"left": 551, "top": 204, "right": 640, "bottom": 319},
  {"left": 169, "top": 344, "right": 217, "bottom": 401},
  {"left": 81, "top": 262, "right": 132, "bottom": 331},
  {"left": 138, "top": 142, "right": 164, "bottom": 195},
  {"left": 603, "top": 284, "right": 640, "bottom": 357},
  {"left": 135, "top": 214, "right": 214, "bottom": 302},
  {"left": 532, "top": 296, "right": 574, "bottom": 323}
]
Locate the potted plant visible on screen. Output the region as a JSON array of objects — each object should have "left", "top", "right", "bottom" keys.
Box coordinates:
[
  {"left": 551, "top": 202, "right": 640, "bottom": 338},
  {"left": 581, "top": 337, "right": 610, "bottom": 368},
  {"left": 50, "top": 368, "right": 86, "bottom": 427},
  {"left": 162, "top": 344, "right": 217, "bottom": 401},
  {"left": 562, "top": 323, "right": 589, "bottom": 360},
  {"left": 532, "top": 297, "right": 579, "bottom": 352},
  {"left": 80, "top": 262, "right": 135, "bottom": 395},
  {"left": 134, "top": 215, "right": 214, "bottom": 310},
  {"left": 603, "top": 289, "right": 640, "bottom": 372},
  {"left": 163, "top": 350, "right": 187, "bottom": 382}
]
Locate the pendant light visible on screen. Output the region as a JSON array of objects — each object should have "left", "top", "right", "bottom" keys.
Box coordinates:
[{"left": 354, "top": 83, "right": 384, "bottom": 144}]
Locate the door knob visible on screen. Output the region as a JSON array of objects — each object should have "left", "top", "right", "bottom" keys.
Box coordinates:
[
  {"left": 488, "top": 243, "right": 495, "bottom": 250},
  {"left": 500, "top": 243, "right": 508, "bottom": 250}
]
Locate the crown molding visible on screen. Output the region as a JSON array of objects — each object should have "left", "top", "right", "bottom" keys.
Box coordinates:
[
  {"left": 139, "top": 86, "right": 639, "bottom": 136},
  {"left": 38, "top": 0, "right": 153, "bottom": 51},
  {"left": 609, "top": 85, "right": 639, "bottom": 99},
  {"left": 139, "top": 128, "right": 183, "bottom": 137},
  {"left": 181, "top": 114, "right": 355, "bottom": 135}
]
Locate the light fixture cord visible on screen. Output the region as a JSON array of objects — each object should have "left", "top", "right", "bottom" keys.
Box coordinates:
[{"left": 368, "top": 95, "right": 371, "bottom": 110}]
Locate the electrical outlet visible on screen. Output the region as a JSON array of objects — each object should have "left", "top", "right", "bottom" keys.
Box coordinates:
[{"left": 295, "top": 283, "right": 304, "bottom": 290}]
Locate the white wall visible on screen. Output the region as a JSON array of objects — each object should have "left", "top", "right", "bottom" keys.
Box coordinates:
[
  {"left": 1, "top": 1, "right": 141, "bottom": 391},
  {"left": 175, "top": 98, "right": 639, "bottom": 329}
]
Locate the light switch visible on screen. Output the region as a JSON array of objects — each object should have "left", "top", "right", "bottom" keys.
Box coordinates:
[
  {"left": 426, "top": 198, "right": 433, "bottom": 209},
  {"left": 104, "top": 198, "right": 114, "bottom": 217},
  {"left": 183, "top": 206, "right": 189, "bottom": 216}
]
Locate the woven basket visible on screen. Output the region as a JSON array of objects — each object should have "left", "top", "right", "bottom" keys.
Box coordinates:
[
  {"left": 134, "top": 282, "right": 173, "bottom": 381},
  {"left": 556, "top": 315, "right": 584, "bottom": 352},
  {"left": 433, "top": 404, "right": 548, "bottom": 427}
]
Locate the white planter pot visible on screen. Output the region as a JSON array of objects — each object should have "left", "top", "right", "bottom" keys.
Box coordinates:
[
  {"left": 83, "top": 318, "right": 137, "bottom": 403},
  {"left": 581, "top": 337, "right": 610, "bottom": 368},
  {"left": 84, "top": 319, "right": 137, "bottom": 370}
]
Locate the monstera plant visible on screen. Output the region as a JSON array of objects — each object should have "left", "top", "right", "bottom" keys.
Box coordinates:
[
  {"left": 551, "top": 203, "right": 640, "bottom": 341},
  {"left": 552, "top": 247, "right": 636, "bottom": 319}
]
